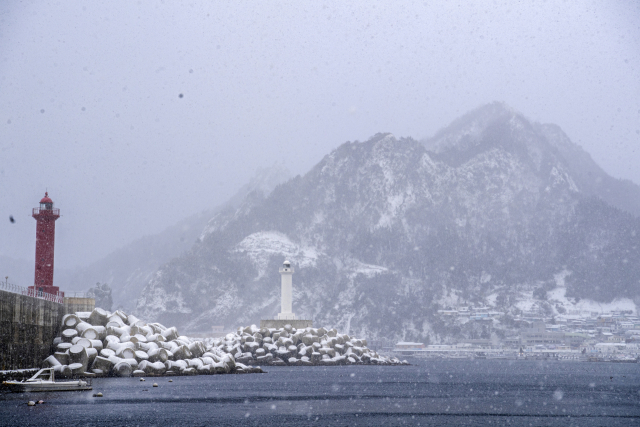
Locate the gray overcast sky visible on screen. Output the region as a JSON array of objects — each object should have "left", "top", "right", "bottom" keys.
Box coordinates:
[{"left": 1, "top": 1, "right": 639, "bottom": 270}]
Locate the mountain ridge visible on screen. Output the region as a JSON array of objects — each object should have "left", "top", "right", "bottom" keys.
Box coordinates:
[{"left": 136, "top": 103, "right": 640, "bottom": 343}]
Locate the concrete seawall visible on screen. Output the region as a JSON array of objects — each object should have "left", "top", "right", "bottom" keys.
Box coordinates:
[{"left": 0, "top": 289, "right": 65, "bottom": 370}]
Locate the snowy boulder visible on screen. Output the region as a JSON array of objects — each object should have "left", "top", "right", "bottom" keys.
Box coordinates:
[
  {"left": 61, "top": 314, "right": 80, "bottom": 330},
  {"left": 169, "top": 360, "right": 188, "bottom": 372},
  {"left": 125, "top": 314, "right": 144, "bottom": 327},
  {"left": 113, "top": 361, "right": 132, "bottom": 377},
  {"left": 76, "top": 312, "right": 91, "bottom": 322},
  {"left": 148, "top": 348, "right": 169, "bottom": 363},
  {"left": 197, "top": 365, "right": 212, "bottom": 374},
  {"left": 148, "top": 322, "right": 166, "bottom": 333},
  {"left": 82, "top": 326, "right": 107, "bottom": 340},
  {"left": 188, "top": 341, "right": 205, "bottom": 358},
  {"left": 121, "top": 358, "right": 139, "bottom": 370},
  {"left": 236, "top": 353, "right": 254, "bottom": 364},
  {"left": 160, "top": 327, "right": 179, "bottom": 341},
  {"left": 299, "top": 357, "right": 313, "bottom": 366},
  {"left": 276, "top": 347, "right": 290, "bottom": 359},
  {"left": 271, "top": 358, "right": 287, "bottom": 366},
  {"left": 181, "top": 367, "right": 197, "bottom": 375},
  {"left": 69, "top": 345, "right": 88, "bottom": 368},
  {"left": 256, "top": 353, "right": 273, "bottom": 364},
  {"left": 91, "top": 356, "right": 113, "bottom": 372},
  {"left": 243, "top": 342, "right": 260, "bottom": 353},
  {"left": 54, "top": 364, "right": 72, "bottom": 378},
  {"left": 75, "top": 321, "right": 93, "bottom": 335},
  {"left": 43, "top": 355, "right": 61, "bottom": 368},
  {"left": 159, "top": 341, "right": 178, "bottom": 352},
  {"left": 88, "top": 308, "right": 109, "bottom": 326},
  {"left": 57, "top": 342, "right": 75, "bottom": 352},
  {"left": 146, "top": 361, "right": 166, "bottom": 374},
  {"left": 54, "top": 352, "right": 70, "bottom": 365},
  {"left": 91, "top": 368, "right": 105, "bottom": 377},
  {"left": 71, "top": 337, "right": 92, "bottom": 348},
  {"left": 187, "top": 358, "right": 203, "bottom": 369},
  {"left": 100, "top": 348, "right": 116, "bottom": 358},
  {"left": 115, "top": 347, "right": 135, "bottom": 359},
  {"left": 68, "top": 363, "right": 85, "bottom": 375},
  {"left": 61, "top": 329, "right": 78, "bottom": 342},
  {"left": 134, "top": 351, "right": 149, "bottom": 362},
  {"left": 104, "top": 335, "right": 120, "bottom": 346},
  {"left": 85, "top": 348, "right": 98, "bottom": 365},
  {"left": 147, "top": 334, "right": 162, "bottom": 343},
  {"left": 133, "top": 334, "right": 147, "bottom": 343},
  {"left": 302, "top": 334, "right": 318, "bottom": 346}
]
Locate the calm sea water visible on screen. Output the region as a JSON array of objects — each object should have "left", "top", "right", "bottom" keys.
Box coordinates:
[{"left": 1, "top": 359, "right": 639, "bottom": 426}]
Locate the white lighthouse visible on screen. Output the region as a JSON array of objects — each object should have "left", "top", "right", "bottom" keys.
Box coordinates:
[
  {"left": 260, "top": 259, "right": 312, "bottom": 329},
  {"left": 277, "top": 260, "right": 296, "bottom": 320}
]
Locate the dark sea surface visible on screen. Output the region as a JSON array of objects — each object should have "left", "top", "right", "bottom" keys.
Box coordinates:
[{"left": 1, "top": 359, "right": 639, "bottom": 426}]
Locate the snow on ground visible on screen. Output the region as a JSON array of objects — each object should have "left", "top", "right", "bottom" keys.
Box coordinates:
[
  {"left": 485, "top": 292, "right": 498, "bottom": 306},
  {"left": 547, "top": 287, "right": 637, "bottom": 317},
  {"left": 234, "top": 231, "right": 320, "bottom": 279},
  {"left": 515, "top": 291, "right": 538, "bottom": 313},
  {"left": 344, "top": 259, "right": 388, "bottom": 279},
  {"left": 554, "top": 269, "right": 571, "bottom": 287},
  {"left": 435, "top": 287, "right": 463, "bottom": 309}
]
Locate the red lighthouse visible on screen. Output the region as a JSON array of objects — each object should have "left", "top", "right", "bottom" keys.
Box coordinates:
[{"left": 29, "top": 192, "right": 62, "bottom": 297}]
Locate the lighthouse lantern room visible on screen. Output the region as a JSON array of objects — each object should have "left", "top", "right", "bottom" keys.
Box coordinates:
[{"left": 29, "top": 191, "right": 62, "bottom": 296}]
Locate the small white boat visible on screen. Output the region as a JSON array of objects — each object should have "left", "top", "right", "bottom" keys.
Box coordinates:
[{"left": 2, "top": 368, "right": 92, "bottom": 392}]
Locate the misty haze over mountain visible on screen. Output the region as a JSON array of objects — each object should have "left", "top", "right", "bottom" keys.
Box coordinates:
[
  {"left": 134, "top": 103, "right": 640, "bottom": 342},
  {"left": 1, "top": 2, "right": 639, "bottom": 344},
  {"left": 1, "top": 2, "right": 639, "bottom": 273}
]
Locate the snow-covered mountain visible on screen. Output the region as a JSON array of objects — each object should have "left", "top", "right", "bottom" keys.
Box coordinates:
[
  {"left": 137, "top": 103, "right": 640, "bottom": 342},
  {"left": 62, "top": 164, "right": 291, "bottom": 311}
]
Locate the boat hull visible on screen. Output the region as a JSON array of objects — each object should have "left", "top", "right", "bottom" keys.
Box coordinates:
[{"left": 4, "top": 381, "right": 92, "bottom": 393}]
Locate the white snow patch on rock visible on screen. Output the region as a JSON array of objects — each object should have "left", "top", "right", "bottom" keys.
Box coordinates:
[
  {"left": 547, "top": 287, "right": 637, "bottom": 317},
  {"left": 235, "top": 231, "right": 320, "bottom": 279}
]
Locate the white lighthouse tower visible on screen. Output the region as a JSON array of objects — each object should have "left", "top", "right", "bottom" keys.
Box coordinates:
[
  {"left": 277, "top": 260, "right": 295, "bottom": 320},
  {"left": 260, "top": 259, "right": 312, "bottom": 329}
]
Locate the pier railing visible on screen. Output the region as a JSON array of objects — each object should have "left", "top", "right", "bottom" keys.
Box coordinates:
[
  {"left": 0, "top": 280, "right": 64, "bottom": 304},
  {"left": 65, "top": 292, "right": 88, "bottom": 298},
  {"left": 32, "top": 207, "right": 60, "bottom": 216}
]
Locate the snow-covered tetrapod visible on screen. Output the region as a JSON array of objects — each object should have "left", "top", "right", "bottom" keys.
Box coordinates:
[{"left": 40, "top": 308, "right": 407, "bottom": 378}]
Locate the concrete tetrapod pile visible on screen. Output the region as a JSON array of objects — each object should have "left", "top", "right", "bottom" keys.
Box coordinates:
[
  {"left": 43, "top": 308, "right": 262, "bottom": 377},
  {"left": 216, "top": 324, "right": 408, "bottom": 367},
  {"left": 42, "top": 309, "right": 407, "bottom": 378}
]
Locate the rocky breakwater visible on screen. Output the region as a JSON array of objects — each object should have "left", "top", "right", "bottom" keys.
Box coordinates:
[
  {"left": 42, "top": 308, "right": 263, "bottom": 377},
  {"left": 218, "top": 324, "right": 407, "bottom": 366}
]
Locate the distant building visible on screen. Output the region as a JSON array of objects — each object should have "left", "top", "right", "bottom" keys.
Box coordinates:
[
  {"left": 519, "top": 322, "right": 564, "bottom": 346},
  {"left": 395, "top": 342, "right": 425, "bottom": 349}
]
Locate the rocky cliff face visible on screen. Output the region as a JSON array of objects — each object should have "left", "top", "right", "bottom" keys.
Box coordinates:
[{"left": 137, "top": 103, "right": 640, "bottom": 342}]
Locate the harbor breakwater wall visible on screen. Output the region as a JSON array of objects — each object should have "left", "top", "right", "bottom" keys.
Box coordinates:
[{"left": 0, "top": 289, "right": 65, "bottom": 370}]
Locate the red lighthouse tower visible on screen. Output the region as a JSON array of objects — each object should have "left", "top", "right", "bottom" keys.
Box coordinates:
[{"left": 29, "top": 192, "right": 62, "bottom": 297}]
